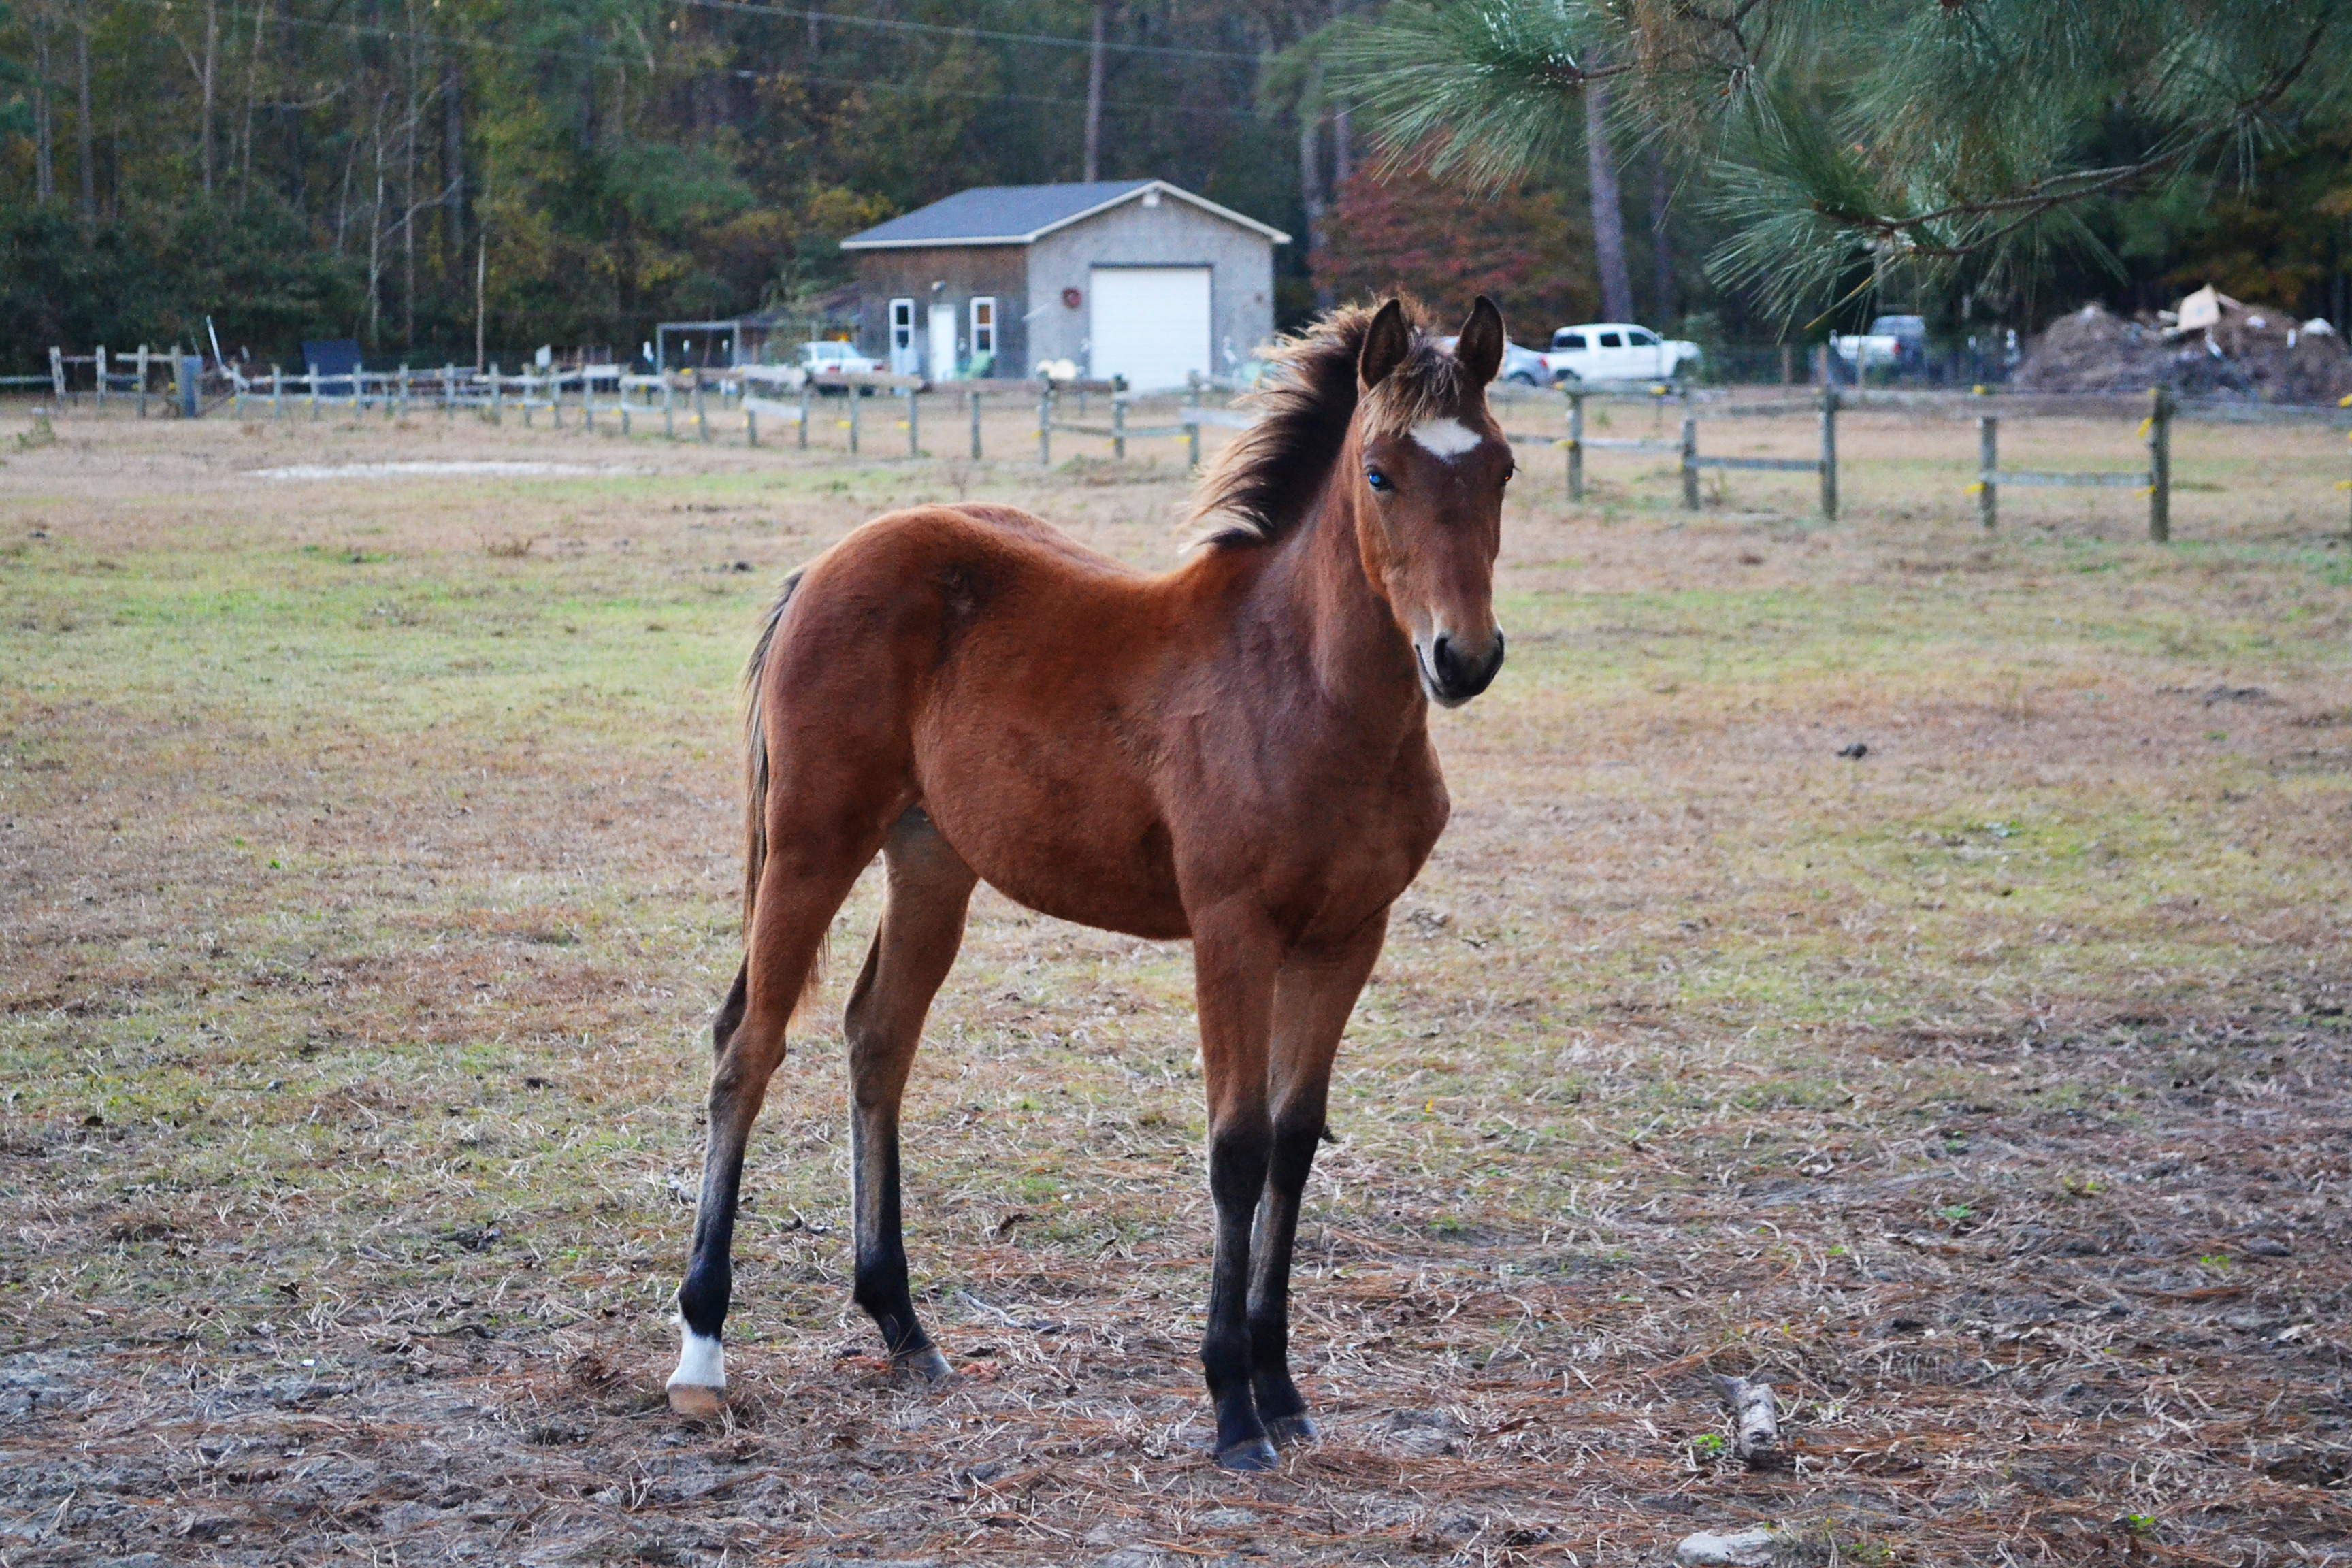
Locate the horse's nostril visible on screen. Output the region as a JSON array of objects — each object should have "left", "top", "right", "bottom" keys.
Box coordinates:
[{"left": 1429, "top": 634, "right": 1462, "bottom": 689}]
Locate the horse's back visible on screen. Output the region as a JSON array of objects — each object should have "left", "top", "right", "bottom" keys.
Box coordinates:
[{"left": 766, "top": 502, "right": 1196, "bottom": 936}]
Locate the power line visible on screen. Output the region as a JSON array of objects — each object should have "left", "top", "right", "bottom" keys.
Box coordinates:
[
  {"left": 108, "top": 0, "right": 1273, "bottom": 123},
  {"left": 668, "top": 0, "right": 1262, "bottom": 64}
]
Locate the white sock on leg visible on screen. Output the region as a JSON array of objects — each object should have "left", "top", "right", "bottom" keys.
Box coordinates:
[{"left": 668, "top": 1329, "right": 725, "bottom": 1390}]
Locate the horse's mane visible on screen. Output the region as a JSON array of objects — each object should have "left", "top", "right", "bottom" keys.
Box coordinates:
[{"left": 1192, "top": 297, "right": 1475, "bottom": 549}]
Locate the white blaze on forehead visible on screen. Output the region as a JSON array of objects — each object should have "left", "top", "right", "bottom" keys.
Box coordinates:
[{"left": 1408, "top": 416, "right": 1484, "bottom": 459}]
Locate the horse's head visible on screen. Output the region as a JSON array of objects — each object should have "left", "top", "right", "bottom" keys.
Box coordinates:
[{"left": 1352, "top": 297, "right": 1511, "bottom": 708}]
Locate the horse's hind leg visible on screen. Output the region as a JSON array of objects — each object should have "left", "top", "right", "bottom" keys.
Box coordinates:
[
  {"left": 1248, "top": 911, "right": 1387, "bottom": 1447},
  {"left": 670, "top": 832, "right": 875, "bottom": 1418},
  {"left": 845, "top": 807, "right": 976, "bottom": 1382}
]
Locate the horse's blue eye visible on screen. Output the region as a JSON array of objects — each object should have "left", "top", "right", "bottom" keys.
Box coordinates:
[{"left": 1366, "top": 469, "right": 1390, "bottom": 491}]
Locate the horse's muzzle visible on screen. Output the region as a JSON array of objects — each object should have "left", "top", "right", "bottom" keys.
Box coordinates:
[{"left": 1421, "top": 629, "right": 1505, "bottom": 708}]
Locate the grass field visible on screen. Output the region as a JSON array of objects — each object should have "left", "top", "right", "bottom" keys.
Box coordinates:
[{"left": 3, "top": 397, "right": 2350, "bottom": 1567}]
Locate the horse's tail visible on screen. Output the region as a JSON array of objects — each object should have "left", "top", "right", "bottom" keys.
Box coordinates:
[{"left": 728, "top": 568, "right": 819, "bottom": 1034}]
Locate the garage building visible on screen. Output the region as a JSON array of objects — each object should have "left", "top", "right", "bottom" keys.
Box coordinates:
[{"left": 839, "top": 179, "right": 1288, "bottom": 389}]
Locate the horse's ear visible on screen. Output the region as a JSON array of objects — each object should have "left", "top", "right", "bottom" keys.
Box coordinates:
[
  {"left": 1454, "top": 295, "right": 1505, "bottom": 385},
  {"left": 1359, "top": 299, "right": 1411, "bottom": 389}
]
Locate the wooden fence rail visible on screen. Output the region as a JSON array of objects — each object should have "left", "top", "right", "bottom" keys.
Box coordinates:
[{"left": 22, "top": 346, "right": 2352, "bottom": 536}]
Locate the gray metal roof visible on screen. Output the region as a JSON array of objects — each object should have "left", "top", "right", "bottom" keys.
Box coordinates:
[{"left": 840, "top": 179, "right": 1289, "bottom": 250}]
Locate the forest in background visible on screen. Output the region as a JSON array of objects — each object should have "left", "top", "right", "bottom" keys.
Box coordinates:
[{"left": 2, "top": 0, "right": 2351, "bottom": 372}]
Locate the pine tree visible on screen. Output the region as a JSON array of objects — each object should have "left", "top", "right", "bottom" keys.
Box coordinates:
[{"left": 1341, "top": 1, "right": 2352, "bottom": 323}]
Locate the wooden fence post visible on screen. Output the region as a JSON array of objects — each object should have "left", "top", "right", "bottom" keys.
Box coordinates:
[
  {"left": 1186, "top": 397, "right": 1201, "bottom": 470},
  {"left": 95, "top": 346, "right": 108, "bottom": 409},
  {"left": 1113, "top": 394, "right": 1127, "bottom": 461},
  {"left": 1818, "top": 350, "right": 1840, "bottom": 521},
  {"left": 272, "top": 365, "right": 283, "bottom": 420},
  {"left": 845, "top": 382, "right": 858, "bottom": 453},
  {"left": 907, "top": 385, "right": 919, "bottom": 457},
  {"left": 585, "top": 370, "right": 597, "bottom": 435},
  {"left": 799, "top": 382, "right": 811, "bottom": 450},
  {"left": 307, "top": 364, "right": 318, "bottom": 421},
  {"left": 662, "top": 374, "right": 674, "bottom": 440},
  {"left": 745, "top": 401, "right": 757, "bottom": 447},
  {"left": 397, "top": 364, "right": 410, "bottom": 419},
  {"left": 1039, "top": 385, "right": 1052, "bottom": 466},
  {"left": 48, "top": 346, "right": 65, "bottom": 407},
  {"left": 137, "top": 345, "right": 150, "bottom": 419},
  {"left": 2146, "top": 385, "right": 2172, "bottom": 544},
  {"left": 1567, "top": 390, "right": 1585, "bottom": 502},
  {"left": 491, "top": 364, "right": 503, "bottom": 425},
  {"left": 969, "top": 389, "right": 983, "bottom": 461},
  {"left": 1679, "top": 385, "right": 1699, "bottom": 510},
  {"left": 1976, "top": 408, "right": 1998, "bottom": 530}
]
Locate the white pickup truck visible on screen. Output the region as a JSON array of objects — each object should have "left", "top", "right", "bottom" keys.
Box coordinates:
[
  {"left": 1541, "top": 323, "right": 1701, "bottom": 383},
  {"left": 1829, "top": 314, "right": 1926, "bottom": 372},
  {"left": 798, "top": 340, "right": 881, "bottom": 376}
]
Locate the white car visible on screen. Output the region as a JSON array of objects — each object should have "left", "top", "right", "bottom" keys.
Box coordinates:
[
  {"left": 798, "top": 341, "right": 880, "bottom": 376},
  {"left": 1437, "top": 336, "right": 1553, "bottom": 386},
  {"left": 1540, "top": 323, "right": 1701, "bottom": 383}
]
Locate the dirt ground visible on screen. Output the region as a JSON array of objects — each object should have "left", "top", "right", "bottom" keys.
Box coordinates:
[{"left": 3, "top": 392, "right": 2349, "bottom": 1567}]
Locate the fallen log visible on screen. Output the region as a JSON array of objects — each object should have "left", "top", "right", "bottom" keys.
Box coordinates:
[{"left": 1715, "top": 1375, "right": 1788, "bottom": 1469}]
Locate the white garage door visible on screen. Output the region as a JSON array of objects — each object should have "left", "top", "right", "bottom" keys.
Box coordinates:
[{"left": 1090, "top": 267, "right": 1211, "bottom": 391}]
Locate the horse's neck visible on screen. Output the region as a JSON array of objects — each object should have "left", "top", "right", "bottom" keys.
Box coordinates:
[{"left": 1258, "top": 441, "right": 1423, "bottom": 723}]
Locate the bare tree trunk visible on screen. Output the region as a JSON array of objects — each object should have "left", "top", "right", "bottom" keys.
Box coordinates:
[
  {"left": 199, "top": 0, "right": 218, "bottom": 194},
  {"left": 404, "top": 1, "right": 420, "bottom": 346},
  {"left": 367, "top": 103, "right": 387, "bottom": 345},
  {"left": 278, "top": 0, "right": 304, "bottom": 216},
  {"left": 444, "top": 45, "right": 466, "bottom": 291},
  {"left": 1331, "top": 101, "right": 1352, "bottom": 191},
  {"left": 74, "top": 0, "right": 94, "bottom": 221},
  {"left": 1083, "top": 1, "right": 1108, "bottom": 181},
  {"left": 1646, "top": 144, "right": 1678, "bottom": 324},
  {"left": 474, "top": 230, "right": 486, "bottom": 371},
  {"left": 1300, "top": 56, "right": 1329, "bottom": 310},
  {"left": 238, "top": 0, "right": 265, "bottom": 208},
  {"left": 1584, "top": 78, "right": 1632, "bottom": 322},
  {"left": 32, "top": 22, "right": 54, "bottom": 206}
]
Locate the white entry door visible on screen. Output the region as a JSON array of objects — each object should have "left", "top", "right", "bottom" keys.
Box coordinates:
[
  {"left": 928, "top": 302, "right": 958, "bottom": 382},
  {"left": 888, "top": 299, "right": 917, "bottom": 376},
  {"left": 1088, "top": 266, "right": 1211, "bottom": 391}
]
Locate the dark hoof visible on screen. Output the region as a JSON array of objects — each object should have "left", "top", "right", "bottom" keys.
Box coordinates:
[
  {"left": 1263, "top": 1412, "right": 1320, "bottom": 1448},
  {"left": 890, "top": 1345, "right": 954, "bottom": 1386},
  {"left": 1213, "top": 1437, "right": 1281, "bottom": 1472}
]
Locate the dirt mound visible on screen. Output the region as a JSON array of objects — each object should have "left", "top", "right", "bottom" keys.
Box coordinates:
[{"left": 2012, "top": 299, "right": 2352, "bottom": 403}]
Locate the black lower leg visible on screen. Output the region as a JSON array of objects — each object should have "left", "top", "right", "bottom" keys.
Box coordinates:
[
  {"left": 680, "top": 965, "right": 753, "bottom": 1341},
  {"left": 1247, "top": 1115, "right": 1322, "bottom": 1443},
  {"left": 676, "top": 1141, "right": 745, "bottom": 1342},
  {"left": 851, "top": 1113, "right": 938, "bottom": 1366},
  {"left": 1203, "top": 1120, "right": 1275, "bottom": 1469}
]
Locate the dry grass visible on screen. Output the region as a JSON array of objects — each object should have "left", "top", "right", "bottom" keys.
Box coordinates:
[{"left": 2, "top": 399, "right": 2349, "bottom": 1567}]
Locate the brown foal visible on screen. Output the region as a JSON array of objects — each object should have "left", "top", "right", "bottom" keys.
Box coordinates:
[{"left": 669, "top": 296, "right": 1515, "bottom": 1470}]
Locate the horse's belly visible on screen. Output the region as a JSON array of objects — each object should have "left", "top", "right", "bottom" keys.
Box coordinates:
[{"left": 920, "top": 758, "right": 1189, "bottom": 940}]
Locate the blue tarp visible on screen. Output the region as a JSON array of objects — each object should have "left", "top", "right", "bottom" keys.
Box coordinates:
[{"left": 301, "top": 339, "right": 363, "bottom": 378}]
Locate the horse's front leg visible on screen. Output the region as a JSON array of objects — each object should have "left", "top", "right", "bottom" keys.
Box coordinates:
[
  {"left": 1190, "top": 910, "right": 1281, "bottom": 1471},
  {"left": 1250, "top": 910, "right": 1387, "bottom": 1447}
]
